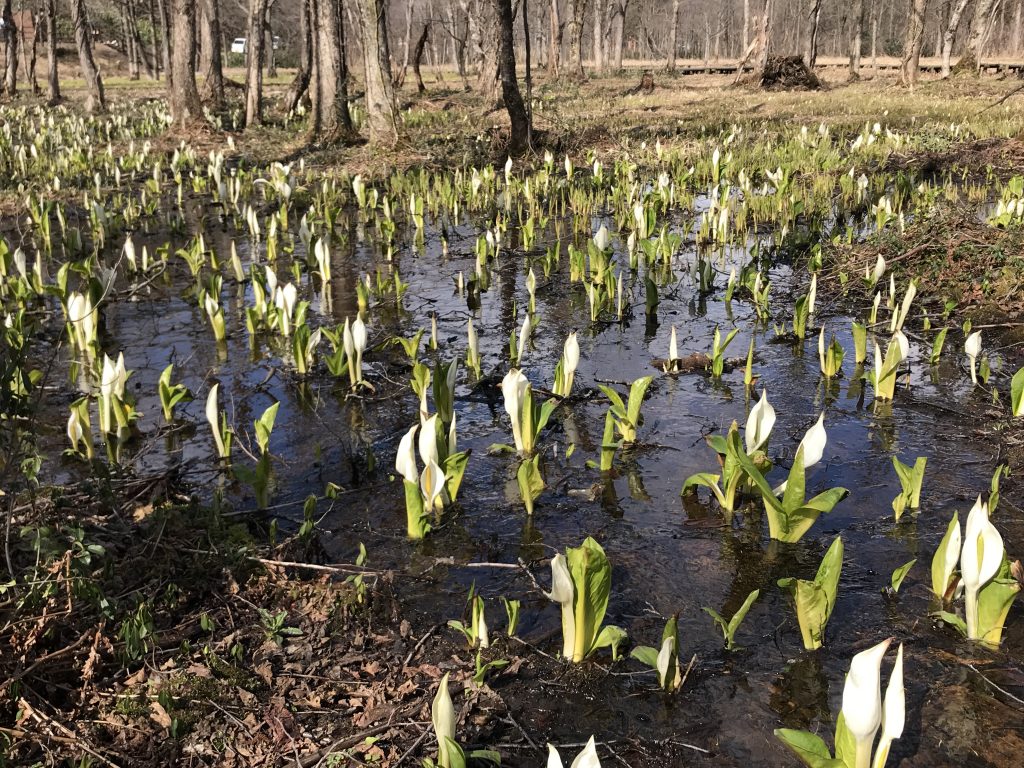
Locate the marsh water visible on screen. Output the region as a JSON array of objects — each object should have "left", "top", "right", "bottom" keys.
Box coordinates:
[{"left": 33, "top": 187, "right": 1024, "bottom": 766}]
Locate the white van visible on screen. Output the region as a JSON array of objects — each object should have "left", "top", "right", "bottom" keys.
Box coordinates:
[{"left": 230, "top": 38, "right": 246, "bottom": 54}]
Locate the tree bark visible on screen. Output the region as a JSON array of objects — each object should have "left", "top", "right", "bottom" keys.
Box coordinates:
[
  {"left": 848, "top": 0, "right": 864, "bottom": 78},
  {"left": 493, "top": 0, "right": 529, "bottom": 153},
  {"left": 265, "top": 0, "right": 277, "bottom": 79},
  {"left": 355, "top": 0, "right": 398, "bottom": 144},
  {"left": 200, "top": 0, "right": 224, "bottom": 106},
  {"left": 566, "top": 0, "right": 587, "bottom": 79},
  {"left": 965, "top": 0, "right": 999, "bottom": 70},
  {"left": 743, "top": 0, "right": 750, "bottom": 51},
  {"left": 285, "top": 0, "right": 312, "bottom": 112},
  {"left": 548, "top": 0, "right": 561, "bottom": 76},
  {"left": 397, "top": 0, "right": 414, "bottom": 86},
  {"left": 940, "top": 0, "right": 970, "bottom": 76},
  {"left": 157, "top": 0, "right": 171, "bottom": 80},
  {"left": 70, "top": 0, "right": 106, "bottom": 113},
  {"left": 805, "top": 0, "right": 823, "bottom": 68},
  {"left": 666, "top": 0, "right": 679, "bottom": 71},
  {"left": 2, "top": 0, "right": 18, "bottom": 95},
  {"left": 610, "top": 0, "right": 626, "bottom": 70},
  {"left": 45, "top": 0, "right": 58, "bottom": 101},
  {"left": 244, "top": 0, "right": 269, "bottom": 126},
  {"left": 899, "top": 0, "right": 929, "bottom": 87},
  {"left": 310, "top": 0, "right": 355, "bottom": 140},
  {"left": 592, "top": 0, "right": 605, "bottom": 71},
  {"left": 757, "top": 0, "right": 774, "bottom": 72},
  {"left": 169, "top": 0, "right": 202, "bottom": 124},
  {"left": 411, "top": 21, "right": 430, "bottom": 92}
]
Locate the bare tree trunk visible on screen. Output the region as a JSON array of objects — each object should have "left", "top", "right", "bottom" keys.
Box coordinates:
[
  {"left": 355, "top": 0, "right": 398, "bottom": 144},
  {"left": 849, "top": 0, "right": 863, "bottom": 78},
  {"left": 411, "top": 22, "right": 430, "bottom": 92},
  {"left": 2, "top": 0, "right": 18, "bottom": 95},
  {"left": 611, "top": 0, "right": 626, "bottom": 70},
  {"left": 592, "top": 0, "right": 605, "bottom": 71},
  {"left": 871, "top": 6, "right": 878, "bottom": 72},
  {"left": 285, "top": 0, "right": 312, "bottom": 112},
  {"left": 965, "top": 0, "right": 998, "bottom": 70},
  {"left": 548, "top": 0, "right": 561, "bottom": 76},
  {"left": 148, "top": 0, "right": 161, "bottom": 78},
  {"left": 666, "top": 0, "right": 679, "bottom": 71},
  {"left": 157, "top": 0, "right": 171, "bottom": 80},
  {"left": 397, "top": 0, "right": 414, "bottom": 86},
  {"left": 493, "top": 0, "right": 528, "bottom": 153},
  {"left": 566, "top": 0, "right": 587, "bottom": 79},
  {"left": 805, "top": 0, "right": 823, "bottom": 68},
  {"left": 169, "top": 0, "right": 202, "bottom": 123},
  {"left": 245, "top": 0, "right": 269, "bottom": 126},
  {"left": 940, "top": 0, "right": 970, "bottom": 76},
  {"left": 310, "top": 0, "right": 354, "bottom": 140},
  {"left": 45, "top": 0, "right": 58, "bottom": 101},
  {"left": 120, "top": 1, "right": 139, "bottom": 80},
  {"left": 201, "top": 0, "right": 224, "bottom": 106},
  {"left": 757, "top": 0, "right": 774, "bottom": 71},
  {"left": 70, "top": 0, "right": 105, "bottom": 113},
  {"left": 1014, "top": 0, "right": 1023, "bottom": 55},
  {"left": 265, "top": 1, "right": 277, "bottom": 79},
  {"left": 900, "top": 0, "right": 929, "bottom": 87},
  {"left": 743, "top": 0, "right": 750, "bottom": 51}
]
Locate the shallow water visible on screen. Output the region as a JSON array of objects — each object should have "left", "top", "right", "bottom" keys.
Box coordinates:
[{"left": 33, "top": 192, "right": 1024, "bottom": 766}]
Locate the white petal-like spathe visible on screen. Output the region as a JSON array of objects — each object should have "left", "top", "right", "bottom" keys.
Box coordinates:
[
  {"left": 880, "top": 643, "right": 906, "bottom": 743},
  {"left": 570, "top": 736, "right": 602, "bottom": 768},
  {"left": 545, "top": 553, "right": 576, "bottom": 659},
  {"left": 965, "top": 330, "right": 982, "bottom": 360},
  {"left": 745, "top": 389, "right": 776, "bottom": 453},
  {"left": 564, "top": 332, "right": 580, "bottom": 375},
  {"left": 594, "top": 225, "right": 610, "bottom": 252},
  {"left": 797, "top": 413, "right": 827, "bottom": 469},
  {"left": 669, "top": 326, "right": 679, "bottom": 361},
  {"left": 841, "top": 638, "right": 891, "bottom": 742},
  {"left": 352, "top": 316, "right": 367, "bottom": 353},
  {"left": 962, "top": 496, "right": 1002, "bottom": 593},
  {"left": 547, "top": 744, "right": 566, "bottom": 768},
  {"left": 893, "top": 330, "right": 909, "bottom": 362},
  {"left": 419, "top": 414, "right": 440, "bottom": 467},
  {"left": 395, "top": 424, "right": 419, "bottom": 484},
  {"left": 431, "top": 673, "right": 456, "bottom": 765},
  {"left": 205, "top": 383, "right": 219, "bottom": 431},
  {"left": 420, "top": 459, "right": 445, "bottom": 509},
  {"left": 656, "top": 635, "right": 677, "bottom": 689},
  {"left": 501, "top": 369, "right": 529, "bottom": 451}
]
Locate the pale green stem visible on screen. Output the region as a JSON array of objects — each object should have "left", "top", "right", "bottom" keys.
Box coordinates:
[{"left": 966, "top": 586, "right": 979, "bottom": 639}]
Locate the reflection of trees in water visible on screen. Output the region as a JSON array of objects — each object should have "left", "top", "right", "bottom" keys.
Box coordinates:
[{"left": 770, "top": 653, "right": 831, "bottom": 729}]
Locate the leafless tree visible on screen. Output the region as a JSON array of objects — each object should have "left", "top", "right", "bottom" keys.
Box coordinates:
[
  {"left": 566, "top": 0, "right": 587, "bottom": 79},
  {"left": 666, "top": 0, "right": 680, "bottom": 71},
  {"left": 355, "top": 0, "right": 398, "bottom": 144},
  {"left": 310, "top": 0, "right": 354, "bottom": 141},
  {"left": 45, "top": 0, "right": 59, "bottom": 102},
  {"left": 849, "top": 0, "right": 864, "bottom": 78},
  {"left": 940, "top": 0, "right": 970, "bottom": 76},
  {"left": 2, "top": 0, "right": 17, "bottom": 95},
  {"left": 201, "top": 0, "right": 225, "bottom": 107},
  {"left": 900, "top": 0, "right": 929, "bottom": 87},
  {"left": 70, "top": 0, "right": 106, "bottom": 113},
  {"left": 965, "top": 0, "right": 999, "bottom": 70},
  {"left": 169, "top": 0, "right": 203, "bottom": 123},
  {"left": 245, "top": 0, "right": 269, "bottom": 126},
  {"left": 493, "top": 0, "right": 529, "bottom": 152},
  {"left": 805, "top": 0, "right": 823, "bottom": 67}
]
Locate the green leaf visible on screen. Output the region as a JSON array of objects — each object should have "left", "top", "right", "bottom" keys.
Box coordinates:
[
  {"left": 597, "top": 384, "right": 626, "bottom": 417},
  {"left": 443, "top": 450, "right": 471, "bottom": 502},
  {"left": 593, "top": 625, "right": 628, "bottom": 660},
  {"left": 728, "top": 588, "right": 760, "bottom": 641},
  {"left": 774, "top": 729, "right": 834, "bottom": 768},
  {"left": 630, "top": 645, "right": 660, "bottom": 669},
  {"left": 931, "top": 512, "right": 960, "bottom": 600},
  {"left": 778, "top": 538, "right": 842, "bottom": 650},
  {"left": 566, "top": 537, "right": 612, "bottom": 661},
  {"left": 516, "top": 455, "right": 545, "bottom": 515},
  {"left": 977, "top": 562, "right": 1022, "bottom": 646},
  {"left": 930, "top": 327, "right": 948, "bottom": 365},
  {"left": 938, "top": 610, "right": 968, "bottom": 637},
  {"left": 626, "top": 376, "right": 654, "bottom": 424},
  {"left": 255, "top": 401, "right": 280, "bottom": 455},
  {"left": 1011, "top": 366, "right": 1024, "bottom": 417},
  {"left": 782, "top": 446, "right": 808, "bottom": 514},
  {"left": 890, "top": 559, "right": 917, "bottom": 593}
]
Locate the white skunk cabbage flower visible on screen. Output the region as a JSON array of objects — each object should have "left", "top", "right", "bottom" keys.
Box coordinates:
[
  {"left": 808, "top": 273, "right": 817, "bottom": 315},
  {"left": 841, "top": 638, "right": 891, "bottom": 768},
  {"left": 869, "top": 254, "right": 886, "bottom": 285},
  {"left": 961, "top": 495, "right": 1003, "bottom": 638},
  {"left": 745, "top": 388, "right": 776, "bottom": 453},
  {"left": 669, "top": 326, "right": 679, "bottom": 362},
  {"left": 501, "top": 369, "right": 530, "bottom": 452},
  {"left": 873, "top": 643, "right": 906, "bottom": 768},
  {"left": 965, "top": 330, "right": 982, "bottom": 385},
  {"left": 431, "top": 673, "right": 456, "bottom": 768},
  {"left": 774, "top": 413, "right": 827, "bottom": 495},
  {"left": 545, "top": 554, "right": 576, "bottom": 660},
  {"left": 593, "top": 224, "right": 610, "bottom": 252},
  {"left": 206, "top": 384, "right": 226, "bottom": 458},
  {"left": 547, "top": 736, "right": 601, "bottom": 768},
  {"left": 564, "top": 332, "right": 580, "bottom": 377},
  {"left": 419, "top": 414, "right": 439, "bottom": 467},
  {"left": 395, "top": 424, "right": 419, "bottom": 484},
  {"left": 420, "top": 459, "right": 445, "bottom": 510}
]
